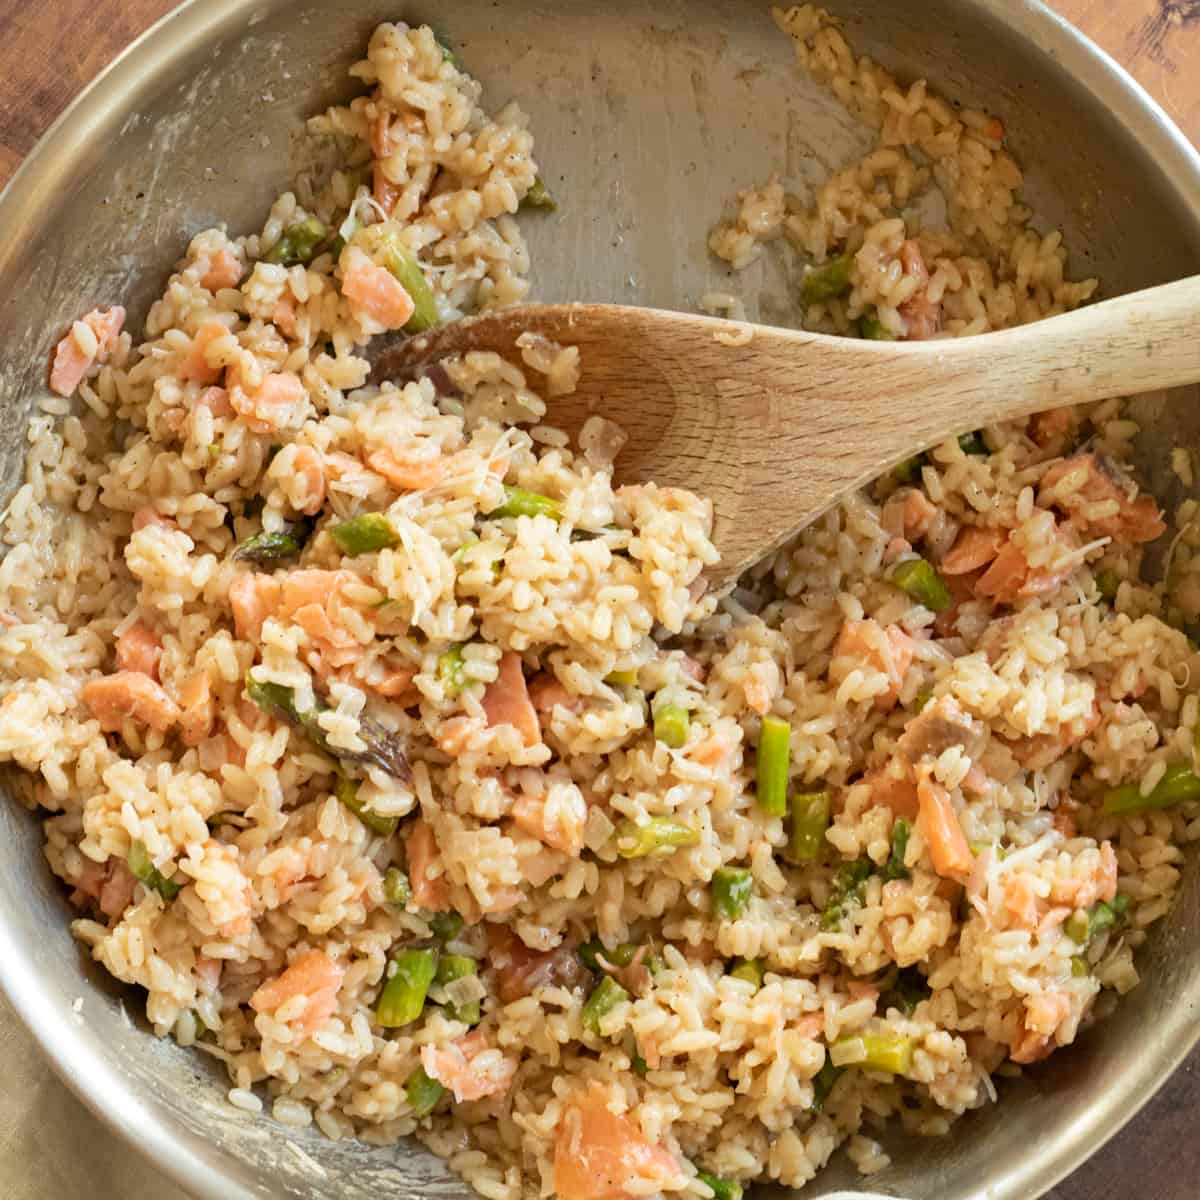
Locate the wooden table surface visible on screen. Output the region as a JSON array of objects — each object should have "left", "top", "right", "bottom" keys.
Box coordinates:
[{"left": 1, "top": 1, "right": 1199, "bottom": 1198}]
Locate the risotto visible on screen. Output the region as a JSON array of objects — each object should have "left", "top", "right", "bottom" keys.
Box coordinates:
[{"left": 2, "top": 6, "right": 1198, "bottom": 1199}]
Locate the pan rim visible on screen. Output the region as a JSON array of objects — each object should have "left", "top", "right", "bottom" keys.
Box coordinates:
[{"left": 1, "top": 2, "right": 1198, "bottom": 1198}]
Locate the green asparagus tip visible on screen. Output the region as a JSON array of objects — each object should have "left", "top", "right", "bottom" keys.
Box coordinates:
[
  {"left": 232, "top": 529, "right": 304, "bottom": 564},
  {"left": 245, "top": 674, "right": 411, "bottom": 783},
  {"left": 245, "top": 674, "right": 304, "bottom": 725}
]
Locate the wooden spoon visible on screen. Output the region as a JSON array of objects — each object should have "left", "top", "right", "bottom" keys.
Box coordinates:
[{"left": 369, "top": 279, "right": 1200, "bottom": 587}]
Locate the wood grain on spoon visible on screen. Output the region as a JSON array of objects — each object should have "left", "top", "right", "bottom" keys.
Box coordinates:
[{"left": 371, "top": 279, "right": 1200, "bottom": 586}]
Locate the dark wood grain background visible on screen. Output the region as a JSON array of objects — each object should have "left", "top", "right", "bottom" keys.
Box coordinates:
[{"left": 1, "top": 1, "right": 1198, "bottom": 1197}]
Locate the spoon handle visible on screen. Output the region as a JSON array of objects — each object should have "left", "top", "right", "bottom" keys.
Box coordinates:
[{"left": 913, "top": 274, "right": 1200, "bottom": 427}]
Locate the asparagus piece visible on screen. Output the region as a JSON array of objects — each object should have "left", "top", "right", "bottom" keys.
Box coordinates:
[
  {"left": 712, "top": 866, "right": 753, "bottom": 920},
  {"left": 613, "top": 817, "right": 700, "bottom": 859},
  {"left": 329, "top": 513, "right": 400, "bottom": 556},
  {"left": 376, "top": 948, "right": 437, "bottom": 1027},
  {"left": 264, "top": 217, "right": 329, "bottom": 266},
  {"left": 756, "top": 714, "right": 791, "bottom": 817},
  {"left": 127, "top": 839, "right": 181, "bottom": 901}
]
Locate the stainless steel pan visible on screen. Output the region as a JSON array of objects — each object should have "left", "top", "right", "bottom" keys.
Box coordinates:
[{"left": 2, "top": 1, "right": 1199, "bottom": 1197}]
